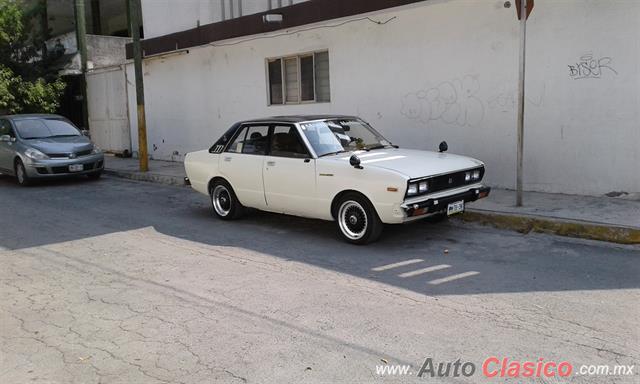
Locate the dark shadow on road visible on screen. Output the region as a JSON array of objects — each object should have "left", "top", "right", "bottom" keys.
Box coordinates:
[{"left": 1, "top": 176, "right": 638, "bottom": 296}]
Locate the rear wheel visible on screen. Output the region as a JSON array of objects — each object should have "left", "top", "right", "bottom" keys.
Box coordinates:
[
  {"left": 210, "top": 179, "right": 245, "bottom": 220},
  {"left": 336, "top": 192, "right": 383, "bottom": 245},
  {"left": 15, "top": 159, "right": 30, "bottom": 186}
]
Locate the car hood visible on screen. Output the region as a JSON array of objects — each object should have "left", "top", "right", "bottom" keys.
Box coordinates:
[
  {"left": 325, "top": 148, "right": 484, "bottom": 179},
  {"left": 25, "top": 136, "right": 93, "bottom": 155}
]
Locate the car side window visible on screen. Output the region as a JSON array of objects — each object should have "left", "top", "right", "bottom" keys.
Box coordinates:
[
  {"left": 270, "top": 125, "right": 309, "bottom": 158},
  {"left": 225, "top": 127, "right": 248, "bottom": 153},
  {"left": 0, "top": 120, "right": 11, "bottom": 136},
  {"left": 242, "top": 125, "right": 269, "bottom": 155}
]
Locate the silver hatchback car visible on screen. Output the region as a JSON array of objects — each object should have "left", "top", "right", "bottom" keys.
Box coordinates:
[{"left": 0, "top": 114, "right": 104, "bottom": 186}]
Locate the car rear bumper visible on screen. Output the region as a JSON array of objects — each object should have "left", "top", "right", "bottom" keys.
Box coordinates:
[
  {"left": 24, "top": 154, "right": 105, "bottom": 178},
  {"left": 400, "top": 185, "right": 491, "bottom": 220}
]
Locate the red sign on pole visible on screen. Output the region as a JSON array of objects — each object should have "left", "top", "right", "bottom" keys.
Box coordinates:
[{"left": 515, "top": 0, "right": 534, "bottom": 20}]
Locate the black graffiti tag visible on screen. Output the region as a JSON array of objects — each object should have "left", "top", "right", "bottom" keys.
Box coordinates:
[{"left": 568, "top": 54, "right": 618, "bottom": 80}]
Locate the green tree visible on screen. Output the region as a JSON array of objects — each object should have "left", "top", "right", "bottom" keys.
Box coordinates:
[{"left": 0, "top": 0, "right": 65, "bottom": 114}]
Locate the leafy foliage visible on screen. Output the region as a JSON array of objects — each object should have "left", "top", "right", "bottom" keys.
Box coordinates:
[{"left": 0, "top": 0, "right": 65, "bottom": 114}]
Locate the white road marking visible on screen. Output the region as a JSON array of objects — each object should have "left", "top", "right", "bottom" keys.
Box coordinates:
[
  {"left": 398, "top": 264, "right": 451, "bottom": 278},
  {"left": 361, "top": 156, "right": 406, "bottom": 164},
  {"left": 372, "top": 259, "right": 424, "bottom": 272},
  {"left": 428, "top": 271, "right": 480, "bottom": 285}
]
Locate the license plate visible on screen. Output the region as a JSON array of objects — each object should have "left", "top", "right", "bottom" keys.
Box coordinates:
[
  {"left": 68, "top": 164, "right": 84, "bottom": 172},
  {"left": 447, "top": 200, "right": 464, "bottom": 216}
]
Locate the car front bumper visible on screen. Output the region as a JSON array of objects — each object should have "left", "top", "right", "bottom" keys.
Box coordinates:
[
  {"left": 400, "top": 185, "right": 491, "bottom": 221},
  {"left": 24, "top": 154, "right": 105, "bottom": 178}
]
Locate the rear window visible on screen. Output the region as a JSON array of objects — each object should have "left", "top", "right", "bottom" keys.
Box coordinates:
[{"left": 15, "top": 119, "right": 80, "bottom": 139}]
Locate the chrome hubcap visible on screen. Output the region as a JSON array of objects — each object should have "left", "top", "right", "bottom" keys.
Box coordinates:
[
  {"left": 338, "top": 200, "right": 368, "bottom": 240},
  {"left": 212, "top": 185, "right": 232, "bottom": 216}
]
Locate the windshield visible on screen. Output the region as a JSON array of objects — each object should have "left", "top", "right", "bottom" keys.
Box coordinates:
[
  {"left": 15, "top": 119, "right": 80, "bottom": 140},
  {"left": 299, "top": 119, "right": 392, "bottom": 157}
]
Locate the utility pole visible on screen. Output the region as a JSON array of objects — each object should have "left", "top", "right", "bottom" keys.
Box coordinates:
[
  {"left": 128, "top": 0, "right": 149, "bottom": 172},
  {"left": 74, "top": 0, "right": 89, "bottom": 131},
  {"left": 515, "top": 0, "right": 528, "bottom": 207}
]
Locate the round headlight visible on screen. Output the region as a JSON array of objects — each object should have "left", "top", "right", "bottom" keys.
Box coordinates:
[{"left": 407, "top": 183, "right": 418, "bottom": 195}]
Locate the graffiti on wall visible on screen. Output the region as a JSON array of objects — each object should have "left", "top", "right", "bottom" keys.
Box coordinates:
[
  {"left": 568, "top": 54, "right": 618, "bottom": 80},
  {"left": 401, "top": 75, "right": 485, "bottom": 127},
  {"left": 487, "top": 82, "right": 546, "bottom": 113}
]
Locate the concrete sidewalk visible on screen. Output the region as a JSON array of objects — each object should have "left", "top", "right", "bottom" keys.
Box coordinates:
[
  {"left": 104, "top": 155, "right": 640, "bottom": 244},
  {"left": 104, "top": 155, "right": 188, "bottom": 186}
]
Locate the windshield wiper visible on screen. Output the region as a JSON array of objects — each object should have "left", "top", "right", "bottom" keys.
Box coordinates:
[
  {"left": 319, "top": 150, "right": 348, "bottom": 157},
  {"left": 365, "top": 143, "right": 399, "bottom": 151},
  {"left": 365, "top": 144, "right": 388, "bottom": 151}
]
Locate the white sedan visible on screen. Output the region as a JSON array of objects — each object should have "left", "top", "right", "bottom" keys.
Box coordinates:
[{"left": 184, "top": 115, "right": 490, "bottom": 244}]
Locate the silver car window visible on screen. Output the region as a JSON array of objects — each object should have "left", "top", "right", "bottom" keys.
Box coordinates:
[
  {"left": 0, "top": 120, "right": 12, "bottom": 136},
  {"left": 15, "top": 119, "right": 80, "bottom": 139}
]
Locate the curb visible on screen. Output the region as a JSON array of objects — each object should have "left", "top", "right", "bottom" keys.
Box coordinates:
[
  {"left": 462, "top": 209, "right": 640, "bottom": 245},
  {"left": 104, "top": 169, "right": 187, "bottom": 187}
]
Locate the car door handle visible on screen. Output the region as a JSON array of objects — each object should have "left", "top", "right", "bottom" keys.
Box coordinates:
[
  {"left": 266, "top": 161, "right": 276, "bottom": 166},
  {"left": 223, "top": 156, "right": 232, "bottom": 162}
]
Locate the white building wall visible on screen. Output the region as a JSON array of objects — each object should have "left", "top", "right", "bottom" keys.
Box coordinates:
[
  {"left": 523, "top": 0, "right": 640, "bottom": 195},
  {"left": 87, "top": 67, "right": 132, "bottom": 154},
  {"left": 130, "top": 0, "right": 640, "bottom": 196}
]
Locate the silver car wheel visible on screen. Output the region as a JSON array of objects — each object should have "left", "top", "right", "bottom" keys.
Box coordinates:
[
  {"left": 16, "top": 163, "right": 25, "bottom": 184},
  {"left": 338, "top": 200, "right": 368, "bottom": 240},
  {"left": 212, "top": 185, "right": 232, "bottom": 217}
]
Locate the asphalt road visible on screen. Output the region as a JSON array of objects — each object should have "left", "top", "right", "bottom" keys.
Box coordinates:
[{"left": 1, "top": 175, "right": 638, "bottom": 383}]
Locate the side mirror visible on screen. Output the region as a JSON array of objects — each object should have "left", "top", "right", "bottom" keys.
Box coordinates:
[
  {"left": 349, "top": 154, "right": 363, "bottom": 169},
  {"left": 81, "top": 130, "right": 91, "bottom": 137},
  {"left": 438, "top": 141, "right": 448, "bottom": 153},
  {"left": 0, "top": 135, "right": 14, "bottom": 143}
]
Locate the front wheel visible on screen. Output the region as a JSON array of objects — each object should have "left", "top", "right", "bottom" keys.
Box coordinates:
[
  {"left": 210, "top": 180, "right": 245, "bottom": 220},
  {"left": 15, "top": 159, "right": 31, "bottom": 186},
  {"left": 336, "top": 193, "right": 383, "bottom": 245}
]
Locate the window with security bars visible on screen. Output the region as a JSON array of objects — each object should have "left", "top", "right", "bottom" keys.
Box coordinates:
[{"left": 267, "top": 51, "right": 330, "bottom": 105}]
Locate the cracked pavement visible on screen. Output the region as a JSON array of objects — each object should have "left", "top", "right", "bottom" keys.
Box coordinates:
[{"left": 0, "top": 175, "right": 638, "bottom": 383}]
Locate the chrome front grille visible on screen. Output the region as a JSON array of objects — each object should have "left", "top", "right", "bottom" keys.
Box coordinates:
[
  {"left": 46, "top": 149, "right": 92, "bottom": 159},
  {"left": 406, "top": 167, "right": 485, "bottom": 198},
  {"left": 427, "top": 168, "right": 484, "bottom": 194}
]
